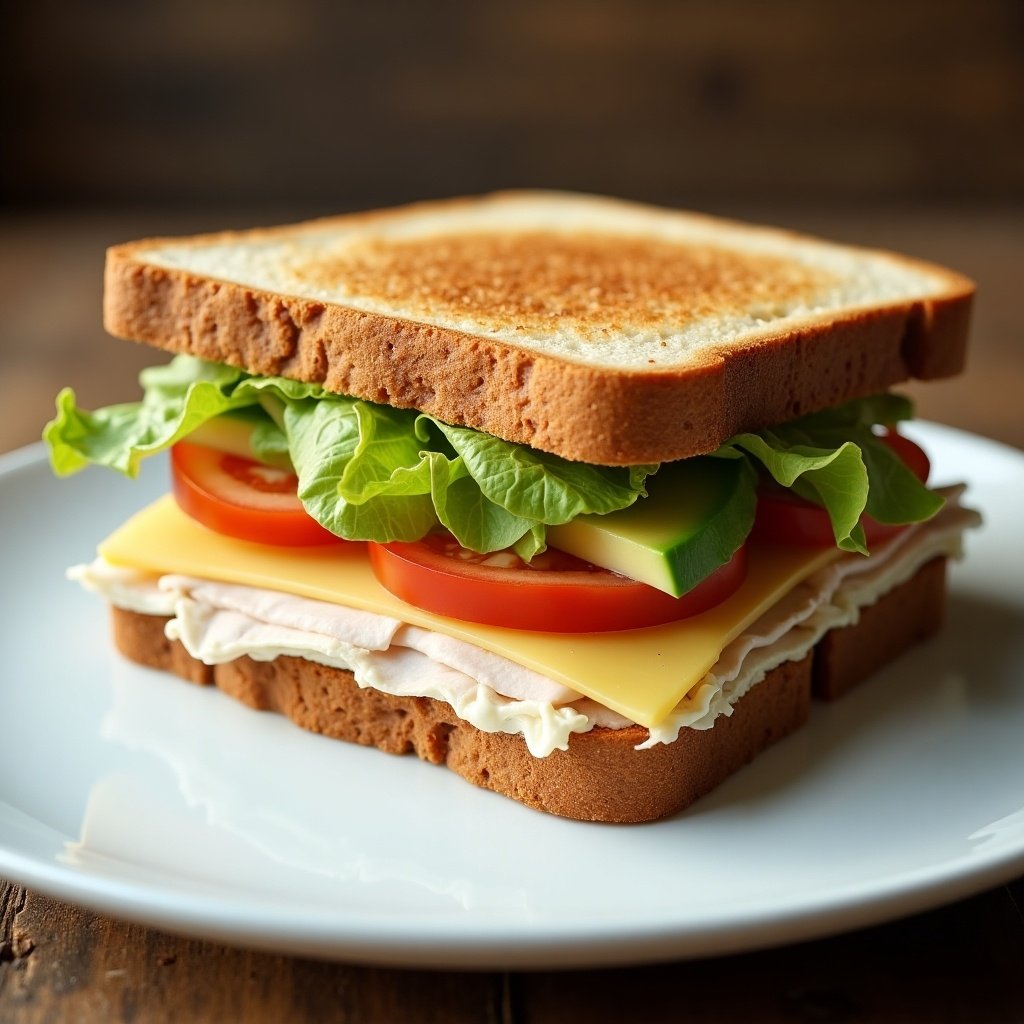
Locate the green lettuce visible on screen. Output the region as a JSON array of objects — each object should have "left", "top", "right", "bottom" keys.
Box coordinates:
[
  {"left": 715, "top": 394, "right": 944, "bottom": 554},
  {"left": 44, "top": 356, "right": 943, "bottom": 561},
  {"left": 44, "top": 356, "right": 654, "bottom": 559},
  {"left": 44, "top": 359, "right": 325, "bottom": 477}
]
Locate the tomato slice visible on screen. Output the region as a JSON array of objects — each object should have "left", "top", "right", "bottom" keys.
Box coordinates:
[
  {"left": 752, "top": 431, "right": 931, "bottom": 548},
  {"left": 368, "top": 534, "right": 748, "bottom": 633},
  {"left": 881, "top": 430, "right": 931, "bottom": 483},
  {"left": 170, "top": 442, "right": 342, "bottom": 546}
]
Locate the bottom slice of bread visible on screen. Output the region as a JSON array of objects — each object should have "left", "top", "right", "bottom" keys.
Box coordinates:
[{"left": 109, "top": 557, "right": 947, "bottom": 823}]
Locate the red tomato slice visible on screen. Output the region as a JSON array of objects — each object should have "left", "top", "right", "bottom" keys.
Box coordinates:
[
  {"left": 170, "top": 442, "right": 342, "bottom": 546},
  {"left": 881, "top": 430, "right": 931, "bottom": 482},
  {"left": 368, "top": 534, "right": 748, "bottom": 633},
  {"left": 752, "top": 431, "right": 931, "bottom": 548}
]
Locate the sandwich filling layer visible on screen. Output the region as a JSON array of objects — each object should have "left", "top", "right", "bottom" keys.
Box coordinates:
[{"left": 74, "top": 489, "right": 977, "bottom": 756}]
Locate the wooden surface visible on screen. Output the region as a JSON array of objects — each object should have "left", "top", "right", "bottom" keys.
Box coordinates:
[
  {"left": 4, "top": 878, "right": 1024, "bottom": 1022},
  {"left": 5, "top": 0, "right": 1023, "bottom": 209},
  {"left": 2, "top": 206, "right": 1023, "bottom": 1022}
]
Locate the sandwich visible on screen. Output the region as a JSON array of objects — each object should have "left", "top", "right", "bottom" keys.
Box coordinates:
[{"left": 44, "top": 191, "right": 980, "bottom": 822}]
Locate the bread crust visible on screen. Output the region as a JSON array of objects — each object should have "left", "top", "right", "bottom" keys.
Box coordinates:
[
  {"left": 102, "top": 194, "right": 974, "bottom": 466},
  {"left": 813, "top": 556, "right": 947, "bottom": 700},
  {"left": 107, "top": 557, "right": 947, "bottom": 822}
]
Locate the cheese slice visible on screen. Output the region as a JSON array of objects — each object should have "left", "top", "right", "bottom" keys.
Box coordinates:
[{"left": 99, "top": 496, "right": 842, "bottom": 728}]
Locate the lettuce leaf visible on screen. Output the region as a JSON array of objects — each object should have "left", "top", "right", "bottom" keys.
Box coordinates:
[
  {"left": 283, "top": 396, "right": 439, "bottom": 543},
  {"left": 43, "top": 358, "right": 325, "bottom": 477},
  {"left": 44, "top": 356, "right": 942, "bottom": 561},
  {"left": 716, "top": 395, "right": 944, "bottom": 554},
  {"left": 44, "top": 355, "right": 652, "bottom": 557}
]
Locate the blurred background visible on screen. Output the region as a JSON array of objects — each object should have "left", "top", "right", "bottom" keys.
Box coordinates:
[{"left": 2, "top": 0, "right": 1022, "bottom": 451}]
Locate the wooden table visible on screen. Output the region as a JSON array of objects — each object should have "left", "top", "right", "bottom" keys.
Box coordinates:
[{"left": 2, "top": 207, "right": 1023, "bottom": 1022}]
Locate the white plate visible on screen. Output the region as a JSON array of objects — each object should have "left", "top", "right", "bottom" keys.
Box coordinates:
[{"left": 1, "top": 423, "right": 1023, "bottom": 969}]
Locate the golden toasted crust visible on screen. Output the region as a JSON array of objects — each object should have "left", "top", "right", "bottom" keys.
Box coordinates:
[
  {"left": 107, "top": 557, "right": 947, "bottom": 823},
  {"left": 290, "top": 232, "right": 836, "bottom": 337},
  {"left": 103, "top": 193, "right": 974, "bottom": 465}
]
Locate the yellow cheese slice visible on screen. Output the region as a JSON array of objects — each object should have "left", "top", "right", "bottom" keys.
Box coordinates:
[{"left": 99, "top": 496, "right": 842, "bottom": 728}]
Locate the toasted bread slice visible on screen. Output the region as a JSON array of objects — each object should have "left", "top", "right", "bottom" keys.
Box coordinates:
[{"left": 104, "top": 192, "right": 973, "bottom": 465}]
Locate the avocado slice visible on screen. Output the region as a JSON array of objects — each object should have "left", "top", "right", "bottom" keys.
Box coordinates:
[
  {"left": 188, "top": 409, "right": 293, "bottom": 470},
  {"left": 546, "top": 456, "right": 756, "bottom": 597}
]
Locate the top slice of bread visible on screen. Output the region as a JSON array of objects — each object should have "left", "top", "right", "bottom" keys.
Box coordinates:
[{"left": 103, "top": 191, "right": 973, "bottom": 465}]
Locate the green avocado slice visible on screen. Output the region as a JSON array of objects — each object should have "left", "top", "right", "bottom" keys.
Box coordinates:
[
  {"left": 187, "top": 409, "right": 293, "bottom": 469},
  {"left": 546, "top": 455, "right": 757, "bottom": 597}
]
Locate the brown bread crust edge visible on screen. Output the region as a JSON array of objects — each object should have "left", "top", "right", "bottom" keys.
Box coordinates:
[
  {"left": 813, "top": 555, "right": 947, "bottom": 700},
  {"left": 102, "top": 202, "right": 973, "bottom": 466},
  {"left": 105, "top": 557, "right": 947, "bottom": 823}
]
